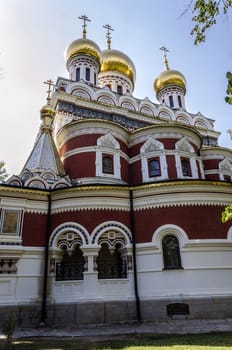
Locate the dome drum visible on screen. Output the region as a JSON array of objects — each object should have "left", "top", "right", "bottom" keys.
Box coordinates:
[{"left": 98, "top": 71, "right": 133, "bottom": 95}]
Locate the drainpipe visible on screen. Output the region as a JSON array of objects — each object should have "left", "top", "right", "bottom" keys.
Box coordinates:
[
  {"left": 129, "top": 188, "right": 141, "bottom": 322},
  {"left": 40, "top": 191, "right": 51, "bottom": 325}
]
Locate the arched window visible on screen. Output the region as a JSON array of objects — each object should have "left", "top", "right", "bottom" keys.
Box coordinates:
[
  {"left": 56, "top": 245, "right": 85, "bottom": 281},
  {"left": 162, "top": 235, "right": 182, "bottom": 269},
  {"left": 102, "top": 155, "right": 114, "bottom": 174},
  {"left": 97, "top": 243, "right": 127, "bottom": 279}
]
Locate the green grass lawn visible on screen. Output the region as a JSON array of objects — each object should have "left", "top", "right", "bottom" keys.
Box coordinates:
[{"left": 1, "top": 332, "right": 232, "bottom": 350}]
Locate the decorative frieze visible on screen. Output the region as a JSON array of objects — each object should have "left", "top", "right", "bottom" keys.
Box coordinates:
[{"left": 0, "top": 259, "right": 17, "bottom": 273}]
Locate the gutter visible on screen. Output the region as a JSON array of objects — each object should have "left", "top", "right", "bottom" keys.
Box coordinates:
[
  {"left": 129, "top": 188, "right": 141, "bottom": 322},
  {"left": 40, "top": 191, "right": 51, "bottom": 325}
]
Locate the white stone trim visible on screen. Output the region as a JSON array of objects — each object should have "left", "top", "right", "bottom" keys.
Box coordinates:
[
  {"left": 140, "top": 138, "right": 168, "bottom": 182},
  {"left": 95, "top": 134, "right": 121, "bottom": 179},
  {"left": 49, "top": 221, "right": 90, "bottom": 248},
  {"left": 133, "top": 192, "right": 232, "bottom": 210},
  {"left": 152, "top": 224, "right": 188, "bottom": 250},
  {"left": 90, "top": 221, "right": 132, "bottom": 246},
  {"left": 175, "top": 138, "right": 199, "bottom": 179},
  {"left": 51, "top": 196, "right": 130, "bottom": 213},
  {"left": 219, "top": 158, "right": 232, "bottom": 181}
]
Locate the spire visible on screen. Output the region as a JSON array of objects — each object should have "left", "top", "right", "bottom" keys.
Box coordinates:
[
  {"left": 103, "top": 24, "right": 114, "bottom": 49},
  {"left": 160, "top": 46, "right": 169, "bottom": 70},
  {"left": 20, "top": 80, "right": 67, "bottom": 179},
  {"left": 78, "top": 15, "right": 91, "bottom": 39},
  {"left": 40, "top": 79, "right": 55, "bottom": 131}
]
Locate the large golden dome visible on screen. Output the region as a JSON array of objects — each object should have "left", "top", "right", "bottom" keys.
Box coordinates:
[
  {"left": 65, "top": 38, "right": 101, "bottom": 66},
  {"left": 100, "top": 49, "right": 136, "bottom": 87},
  {"left": 154, "top": 69, "right": 186, "bottom": 95}
]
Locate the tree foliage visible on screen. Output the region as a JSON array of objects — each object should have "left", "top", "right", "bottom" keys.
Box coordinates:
[
  {"left": 225, "top": 72, "right": 232, "bottom": 104},
  {"left": 0, "top": 161, "right": 7, "bottom": 182},
  {"left": 186, "top": 1, "right": 232, "bottom": 105},
  {"left": 221, "top": 204, "right": 232, "bottom": 223},
  {"left": 189, "top": 0, "right": 232, "bottom": 45}
]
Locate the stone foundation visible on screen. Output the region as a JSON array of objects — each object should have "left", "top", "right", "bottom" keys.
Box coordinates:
[{"left": 1, "top": 296, "right": 232, "bottom": 328}]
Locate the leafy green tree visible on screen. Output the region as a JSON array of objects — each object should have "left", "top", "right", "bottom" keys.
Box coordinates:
[
  {"left": 188, "top": 0, "right": 232, "bottom": 45},
  {"left": 222, "top": 204, "right": 232, "bottom": 223},
  {"left": 185, "top": 1, "right": 232, "bottom": 106},
  {"left": 0, "top": 161, "right": 8, "bottom": 182},
  {"left": 225, "top": 72, "right": 232, "bottom": 104},
  {"left": 186, "top": 2, "right": 232, "bottom": 220}
]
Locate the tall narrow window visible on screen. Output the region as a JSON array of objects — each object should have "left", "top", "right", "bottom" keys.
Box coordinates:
[
  {"left": 181, "top": 158, "right": 191, "bottom": 176},
  {"left": 76, "top": 67, "right": 80, "bottom": 81},
  {"left": 85, "top": 67, "right": 90, "bottom": 81},
  {"left": 149, "top": 159, "right": 161, "bottom": 177},
  {"left": 169, "top": 95, "right": 174, "bottom": 108},
  {"left": 117, "top": 85, "right": 123, "bottom": 95},
  {"left": 162, "top": 235, "right": 182, "bottom": 269},
  {"left": 102, "top": 155, "right": 113, "bottom": 174},
  {"left": 178, "top": 95, "right": 182, "bottom": 108},
  {"left": 94, "top": 72, "right": 97, "bottom": 85}
]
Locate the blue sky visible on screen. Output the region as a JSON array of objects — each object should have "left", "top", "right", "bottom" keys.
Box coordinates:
[{"left": 0, "top": 0, "right": 232, "bottom": 175}]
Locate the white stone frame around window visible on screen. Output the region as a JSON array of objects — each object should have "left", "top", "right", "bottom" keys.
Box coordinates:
[
  {"left": 175, "top": 138, "right": 198, "bottom": 179},
  {"left": 140, "top": 138, "right": 168, "bottom": 182},
  {"left": 96, "top": 133, "right": 121, "bottom": 179},
  {"left": 219, "top": 158, "right": 232, "bottom": 182},
  {"left": 0, "top": 209, "right": 22, "bottom": 237}
]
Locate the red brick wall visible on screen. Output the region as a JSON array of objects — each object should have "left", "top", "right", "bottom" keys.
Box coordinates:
[
  {"left": 63, "top": 152, "right": 95, "bottom": 178},
  {"left": 133, "top": 205, "right": 228, "bottom": 243},
  {"left": 50, "top": 210, "right": 131, "bottom": 236},
  {"left": 22, "top": 213, "right": 47, "bottom": 246}
]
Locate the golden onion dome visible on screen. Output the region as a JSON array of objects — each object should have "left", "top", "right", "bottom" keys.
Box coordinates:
[
  {"left": 100, "top": 49, "right": 136, "bottom": 86},
  {"left": 154, "top": 69, "right": 186, "bottom": 95},
  {"left": 65, "top": 38, "right": 101, "bottom": 66}
]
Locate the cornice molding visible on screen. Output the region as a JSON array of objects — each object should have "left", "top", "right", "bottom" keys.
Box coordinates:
[
  {"left": 56, "top": 120, "right": 129, "bottom": 150},
  {"left": 1, "top": 181, "right": 231, "bottom": 214}
]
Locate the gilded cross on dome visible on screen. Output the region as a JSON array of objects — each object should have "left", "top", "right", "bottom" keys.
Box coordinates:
[
  {"left": 103, "top": 24, "right": 114, "bottom": 49},
  {"left": 43, "top": 79, "right": 54, "bottom": 103},
  {"left": 78, "top": 15, "right": 91, "bottom": 39},
  {"left": 160, "top": 46, "right": 170, "bottom": 70}
]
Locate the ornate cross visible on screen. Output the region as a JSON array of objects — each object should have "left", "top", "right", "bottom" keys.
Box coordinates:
[
  {"left": 78, "top": 15, "right": 91, "bottom": 38},
  {"left": 160, "top": 46, "right": 169, "bottom": 70},
  {"left": 43, "top": 79, "right": 54, "bottom": 102},
  {"left": 103, "top": 24, "right": 114, "bottom": 49}
]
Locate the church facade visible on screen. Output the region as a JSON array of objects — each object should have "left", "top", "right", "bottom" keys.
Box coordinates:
[{"left": 1, "top": 18, "right": 232, "bottom": 327}]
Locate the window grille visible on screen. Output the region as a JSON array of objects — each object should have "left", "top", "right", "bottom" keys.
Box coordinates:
[
  {"left": 162, "top": 235, "right": 182, "bottom": 269},
  {"left": 97, "top": 243, "right": 127, "bottom": 279},
  {"left": 56, "top": 245, "right": 84, "bottom": 281}
]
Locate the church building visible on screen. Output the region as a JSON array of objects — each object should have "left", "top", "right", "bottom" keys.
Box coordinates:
[{"left": 1, "top": 16, "right": 232, "bottom": 327}]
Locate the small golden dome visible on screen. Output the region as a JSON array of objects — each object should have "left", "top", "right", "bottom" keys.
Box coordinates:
[
  {"left": 65, "top": 38, "right": 101, "bottom": 66},
  {"left": 154, "top": 69, "right": 186, "bottom": 95},
  {"left": 40, "top": 103, "right": 55, "bottom": 129},
  {"left": 100, "top": 49, "right": 136, "bottom": 87}
]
